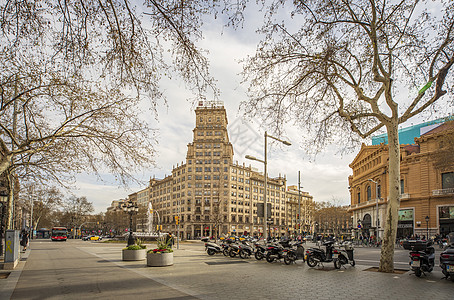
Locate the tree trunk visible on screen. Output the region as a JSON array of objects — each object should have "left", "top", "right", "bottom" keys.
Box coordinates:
[
  {"left": 378, "top": 122, "right": 401, "bottom": 272},
  {"left": 5, "top": 170, "right": 14, "bottom": 230}
]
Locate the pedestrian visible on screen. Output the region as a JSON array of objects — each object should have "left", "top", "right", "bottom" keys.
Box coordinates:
[
  {"left": 21, "top": 229, "right": 29, "bottom": 252},
  {"left": 166, "top": 233, "right": 173, "bottom": 249}
]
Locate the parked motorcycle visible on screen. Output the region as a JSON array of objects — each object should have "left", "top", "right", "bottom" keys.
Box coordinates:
[
  {"left": 265, "top": 240, "right": 292, "bottom": 263},
  {"left": 239, "top": 239, "right": 254, "bottom": 259},
  {"left": 440, "top": 233, "right": 454, "bottom": 282},
  {"left": 333, "top": 241, "right": 355, "bottom": 269},
  {"left": 283, "top": 241, "right": 305, "bottom": 265},
  {"left": 254, "top": 242, "right": 267, "bottom": 260},
  {"left": 204, "top": 239, "right": 223, "bottom": 256},
  {"left": 403, "top": 240, "right": 435, "bottom": 277},
  {"left": 305, "top": 240, "right": 336, "bottom": 267}
]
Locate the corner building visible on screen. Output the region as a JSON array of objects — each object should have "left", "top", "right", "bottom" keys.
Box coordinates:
[
  {"left": 348, "top": 121, "right": 454, "bottom": 239},
  {"left": 148, "top": 101, "right": 313, "bottom": 240}
]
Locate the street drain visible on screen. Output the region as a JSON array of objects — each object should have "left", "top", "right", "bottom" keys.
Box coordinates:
[
  {"left": 205, "top": 261, "right": 249, "bottom": 265},
  {"left": 0, "top": 272, "right": 11, "bottom": 279},
  {"left": 364, "top": 267, "right": 408, "bottom": 274}
]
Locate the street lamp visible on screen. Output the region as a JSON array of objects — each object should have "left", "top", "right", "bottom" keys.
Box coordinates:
[
  {"left": 122, "top": 201, "right": 139, "bottom": 246},
  {"left": 0, "top": 191, "right": 8, "bottom": 255},
  {"left": 425, "top": 216, "right": 430, "bottom": 240},
  {"left": 368, "top": 179, "right": 380, "bottom": 239},
  {"left": 246, "top": 131, "right": 291, "bottom": 241}
]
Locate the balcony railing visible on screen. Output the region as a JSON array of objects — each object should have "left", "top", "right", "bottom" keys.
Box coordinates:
[
  {"left": 432, "top": 188, "right": 454, "bottom": 196},
  {"left": 400, "top": 193, "right": 410, "bottom": 199}
]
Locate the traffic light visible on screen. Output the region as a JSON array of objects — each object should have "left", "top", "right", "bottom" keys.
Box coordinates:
[{"left": 175, "top": 216, "right": 179, "bottom": 225}]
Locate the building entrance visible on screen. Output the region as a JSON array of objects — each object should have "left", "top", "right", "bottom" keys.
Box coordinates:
[{"left": 439, "top": 206, "right": 454, "bottom": 237}]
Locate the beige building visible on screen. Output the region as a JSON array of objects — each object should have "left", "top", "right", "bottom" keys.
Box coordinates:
[
  {"left": 128, "top": 101, "right": 314, "bottom": 239},
  {"left": 348, "top": 121, "right": 454, "bottom": 239},
  {"left": 286, "top": 185, "right": 314, "bottom": 234}
]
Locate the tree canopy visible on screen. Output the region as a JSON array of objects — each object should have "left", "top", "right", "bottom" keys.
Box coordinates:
[{"left": 240, "top": 0, "right": 453, "bottom": 272}]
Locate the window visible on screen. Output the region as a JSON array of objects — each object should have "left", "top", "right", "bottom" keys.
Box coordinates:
[
  {"left": 400, "top": 179, "right": 405, "bottom": 194},
  {"left": 442, "top": 172, "right": 454, "bottom": 189},
  {"left": 367, "top": 186, "right": 371, "bottom": 201},
  {"left": 357, "top": 192, "right": 361, "bottom": 204},
  {"left": 377, "top": 184, "right": 381, "bottom": 199}
]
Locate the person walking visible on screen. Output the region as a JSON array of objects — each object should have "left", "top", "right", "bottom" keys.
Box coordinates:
[{"left": 21, "top": 229, "right": 29, "bottom": 252}]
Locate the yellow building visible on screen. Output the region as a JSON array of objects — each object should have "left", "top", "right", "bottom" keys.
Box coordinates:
[{"left": 349, "top": 121, "right": 454, "bottom": 239}]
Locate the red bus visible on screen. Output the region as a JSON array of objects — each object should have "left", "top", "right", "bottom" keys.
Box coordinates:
[{"left": 51, "top": 227, "right": 68, "bottom": 241}]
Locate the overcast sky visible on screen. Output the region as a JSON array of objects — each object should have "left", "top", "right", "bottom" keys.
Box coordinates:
[{"left": 72, "top": 2, "right": 449, "bottom": 213}]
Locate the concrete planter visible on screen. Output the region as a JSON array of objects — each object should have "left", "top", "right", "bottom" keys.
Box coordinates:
[
  {"left": 122, "top": 249, "right": 146, "bottom": 261},
  {"left": 147, "top": 252, "right": 174, "bottom": 267}
]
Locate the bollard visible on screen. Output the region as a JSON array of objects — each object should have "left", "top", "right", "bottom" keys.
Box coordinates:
[{"left": 4, "top": 230, "right": 20, "bottom": 270}]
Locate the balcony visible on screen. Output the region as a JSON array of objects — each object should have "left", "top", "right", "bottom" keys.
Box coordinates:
[
  {"left": 400, "top": 193, "right": 410, "bottom": 199},
  {"left": 432, "top": 188, "right": 454, "bottom": 196}
]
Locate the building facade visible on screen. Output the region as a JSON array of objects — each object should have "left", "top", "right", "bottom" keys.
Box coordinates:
[
  {"left": 126, "top": 101, "right": 315, "bottom": 240},
  {"left": 348, "top": 121, "right": 454, "bottom": 239}
]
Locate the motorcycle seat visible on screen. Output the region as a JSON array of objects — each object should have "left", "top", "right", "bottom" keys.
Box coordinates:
[{"left": 425, "top": 247, "right": 435, "bottom": 255}]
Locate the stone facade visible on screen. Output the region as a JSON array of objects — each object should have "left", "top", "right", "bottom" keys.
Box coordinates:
[
  {"left": 128, "top": 101, "right": 314, "bottom": 240},
  {"left": 348, "top": 122, "right": 454, "bottom": 239}
]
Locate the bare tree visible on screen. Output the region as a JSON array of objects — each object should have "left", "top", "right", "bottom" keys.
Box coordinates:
[
  {"left": 241, "top": 1, "right": 454, "bottom": 272},
  {"left": 0, "top": 1, "right": 239, "bottom": 229},
  {"left": 22, "top": 184, "right": 63, "bottom": 231},
  {"left": 62, "top": 196, "right": 95, "bottom": 229}
]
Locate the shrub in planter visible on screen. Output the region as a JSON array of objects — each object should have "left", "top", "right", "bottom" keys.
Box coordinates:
[
  {"left": 122, "top": 239, "right": 147, "bottom": 261},
  {"left": 146, "top": 235, "right": 174, "bottom": 267}
]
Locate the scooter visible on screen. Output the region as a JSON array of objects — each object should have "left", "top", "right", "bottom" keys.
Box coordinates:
[
  {"left": 403, "top": 240, "right": 435, "bottom": 277},
  {"left": 266, "top": 240, "right": 292, "bottom": 263},
  {"left": 305, "top": 240, "right": 336, "bottom": 268},
  {"left": 203, "top": 239, "right": 223, "bottom": 256},
  {"left": 440, "top": 233, "right": 454, "bottom": 282},
  {"left": 333, "top": 241, "right": 355, "bottom": 268},
  {"left": 254, "top": 242, "right": 267, "bottom": 260},
  {"left": 283, "top": 241, "right": 305, "bottom": 265}
]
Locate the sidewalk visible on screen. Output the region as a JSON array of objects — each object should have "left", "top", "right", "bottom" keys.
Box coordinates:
[
  {"left": 0, "top": 249, "right": 30, "bottom": 300},
  {"left": 1, "top": 240, "right": 453, "bottom": 299}
]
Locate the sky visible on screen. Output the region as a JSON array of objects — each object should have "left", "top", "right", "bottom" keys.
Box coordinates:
[{"left": 72, "top": 1, "right": 450, "bottom": 214}]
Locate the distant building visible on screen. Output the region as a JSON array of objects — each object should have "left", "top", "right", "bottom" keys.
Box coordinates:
[
  {"left": 372, "top": 116, "right": 453, "bottom": 145},
  {"left": 349, "top": 121, "right": 454, "bottom": 239},
  {"left": 124, "top": 101, "right": 314, "bottom": 239}
]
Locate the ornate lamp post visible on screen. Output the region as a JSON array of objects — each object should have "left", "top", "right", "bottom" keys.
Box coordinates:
[
  {"left": 425, "top": 216, "right": 430, "bottom": 240},
  {"left": 123, "top": 200, "right": 138, "bottom": 246}
]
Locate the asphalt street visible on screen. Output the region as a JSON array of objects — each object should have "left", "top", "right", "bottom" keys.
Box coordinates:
[{"left": 0, "top": 239, "right": 453, "bottom": 299}]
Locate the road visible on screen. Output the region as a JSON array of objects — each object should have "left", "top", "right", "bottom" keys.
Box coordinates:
[{"left": 1, "top": 239, "right": 452, "bottom": 299}]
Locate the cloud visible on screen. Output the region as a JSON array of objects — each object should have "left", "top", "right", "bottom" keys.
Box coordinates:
[{"left": 72, "top": 10, "right": 358, "bottom": 213}]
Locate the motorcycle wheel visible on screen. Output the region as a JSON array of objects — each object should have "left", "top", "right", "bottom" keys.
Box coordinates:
[
  {"left": 334, "top": 255, "right": 348, "bottom": 269},
  {"left": 239, "top": 250, "right": 249, "bottom": 259},
  {"left": 306, "top": 256, "right": 317, "bottom": 268},
  {"left": 266, "top": 253, "right": 275, "bottom": 263},
  {"left": 223, "top": 249, "right": 229, "bottom": 256},
  {"left": 255, "top": 251, "right": 264, "bottom": 260},
  {"left": 415, "top": 268, "right": 422, "bottom": 277},
  {"left": 284, "top": 253, "right": 296, "bottom": 265},
  {"left": 229, "top": 249, "right": 237, "bottom": 257},
  {"left": 207, "top": 248, "right": 215, "bottom": 256}
]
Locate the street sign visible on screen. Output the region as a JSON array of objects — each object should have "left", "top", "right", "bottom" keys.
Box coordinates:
[{"left": 357, "top": 224, "right": 362, "bottom": 228}]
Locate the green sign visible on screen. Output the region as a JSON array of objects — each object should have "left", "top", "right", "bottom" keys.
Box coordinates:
[{"left": 398, "top": 209, "right": 413, "bottom": 221}]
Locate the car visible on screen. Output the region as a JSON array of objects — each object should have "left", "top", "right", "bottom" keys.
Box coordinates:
[
  {"left": 82, "top": 235, "right": 91, "bottom": 241},
  {"left": 90, "top": 235, "right": 102, "bottom": 241}
]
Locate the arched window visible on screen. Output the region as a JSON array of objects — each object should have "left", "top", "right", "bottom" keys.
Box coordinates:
[
  {"left": 377, "top": 184, "right": 381, "bottom": 199},
  {"left": 367, "top": 185, "right": 372, "bottom": 201},
  {"left": 357, "top": 190, "right": 361, "bottom": 204}
]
